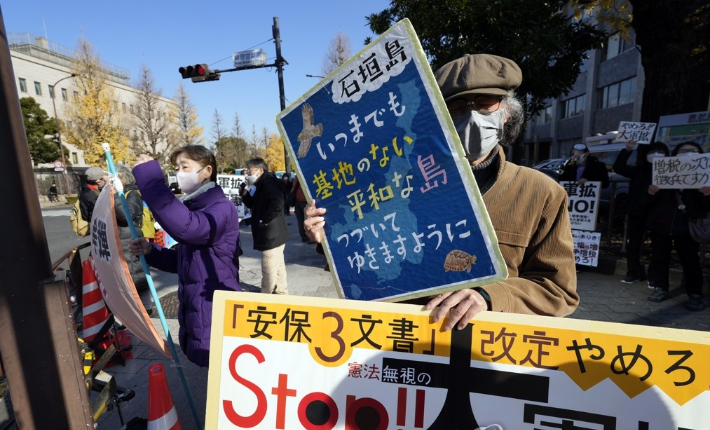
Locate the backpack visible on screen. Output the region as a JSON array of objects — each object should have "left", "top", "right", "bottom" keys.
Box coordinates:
[
  {"left": 70, "top": 199, "right": 90, "bottom": 237},
  {"left": 126, "top": 190, "right": 156, "bottom": 239},
  {"left": 140, "top": 202, "right": 156, "bottom": 239}
]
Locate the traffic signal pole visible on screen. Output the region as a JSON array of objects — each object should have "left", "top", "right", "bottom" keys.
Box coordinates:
[
  {"left": 180, "top": 16, "right": 291, "bottom": 175},
  {"left": 272, "top": 17, "right": 290, "bottom": 176},
  {"left": 0, "top": 6, "right": 94, "bottom": 429}
]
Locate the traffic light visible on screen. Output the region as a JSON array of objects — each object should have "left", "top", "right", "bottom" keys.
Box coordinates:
[{"left": 178, "top": 64, "right": 220, "bottom": 83}]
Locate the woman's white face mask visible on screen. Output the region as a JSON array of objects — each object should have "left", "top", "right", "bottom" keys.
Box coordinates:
[
  {"left": 177, "top": 166, "right": 206, "bottom": 194},
  {"left": 454, "top": 110, "right": 504, "bottom": 163},
  {"left": 646, "top": 152, "right": 665, "bottom": 163}
]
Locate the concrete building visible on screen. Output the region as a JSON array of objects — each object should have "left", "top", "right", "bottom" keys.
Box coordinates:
[
  {"left": 10, "top": 32, "right": 178, "bottom": 197},
  {"left": 523, "top": 30, "right": 644, "bottom": 163}
]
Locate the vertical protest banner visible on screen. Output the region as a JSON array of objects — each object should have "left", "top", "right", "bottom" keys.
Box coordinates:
[
  {"left": 90, "top": 185, "right": 169, "bottom": 356},
  {"left": 614, "top": 121, "right": 657, "bottom": 144},
  {"left": 572, "top": 230, "right": 601, "bottom": 267},
  {"left": 205, "top": 291, "right": 710, "bottom": 430},
  {"left": 217, "top": 173, "right": 247, "bottom": 218},
  {"left": 652, "top": 153, "right": 710, "bottom": 189},
  {"left": 560, "top": 181, "right": 601, "bottom": 231},
  {"left": 276, "top": 19, "right": 506, "bottom": 302}
]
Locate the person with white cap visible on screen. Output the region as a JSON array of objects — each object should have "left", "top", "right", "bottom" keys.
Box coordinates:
[
  {"left": 79, "top": 166, "right": 109, "bottom": 227},
  {"left": 304, "top": 54, "right": 578, "bottom": 331},
  {"left": 560, "top": 143, "right": 610, "bottom": 188}
]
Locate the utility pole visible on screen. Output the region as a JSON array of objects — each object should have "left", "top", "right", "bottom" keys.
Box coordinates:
[
  {"left": 50, "top": 73, "right": 76, "bottom": 196},
  {"left": 272, "top": 17, "right": 290, "bottom": 176},
  {"left": 0, "top": 6, "right": 94, "bottom": 429}
]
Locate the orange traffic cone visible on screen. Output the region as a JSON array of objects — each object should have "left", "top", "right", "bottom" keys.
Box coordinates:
[
  {"left": 148, "top": 364, "right": 182, "bottom": 430},
  {"left": 81, "top": 259, "right": 110, "bottom": 341}
]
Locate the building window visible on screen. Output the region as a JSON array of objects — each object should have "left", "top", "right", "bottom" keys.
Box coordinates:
[
  {"left": 61, "top": 88, "right": 68, "bottom": 101},
  {"left": 561, "top": 94, "right": 585, "bottom": 119},
  {"left": 19, "top": 78, "right": 27, "bottom": 92},
  {"left": 122, "top": 102, "right": 126, "bottom": 113},
  {"left": 130, "top": 105, "right": 134, "bottom": 114},
  {"left": 599, "top": 77, "right": 637, "bottom": 109},
  {"left": 34, "top": 81, "right": 42, "bottom": 96},
  {"left": 72, "top": 153, "right": 78, "bottom": 164},
  {"left": 535, "top": 106, "right": 552, "bottom": 126},
  {"left": 604, "top": 30, "right": 636, "bottom": 61},
  {"left": 48, "top": 85, "right": 55, "bottom": 98}
]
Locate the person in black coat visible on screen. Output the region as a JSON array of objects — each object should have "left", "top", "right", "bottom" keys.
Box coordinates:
[
  {"left": 241, "top": 158, "right": 289, "bottom": 294},
  {"left": 613, "top": 140, "right": 655, "bottom": 284},
  {"left": 560, "top": 143, "right": 610, "bottom": 189},
  {"left": 642, "top": 141, "right": 710, "bottom": 311},
  {"left": 80, "top": 166, "right": 109, "bottom": 225}
]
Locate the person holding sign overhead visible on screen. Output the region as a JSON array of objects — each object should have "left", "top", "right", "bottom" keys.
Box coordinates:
[
  {"left": 643, "top": 141, "right": 710, "bottom": 311},
  {"left": 560, "top": 143, "right": 610, "bottom": 189},
  {"left": 304, "top": 54, "right": 578, "bottom": 330}
]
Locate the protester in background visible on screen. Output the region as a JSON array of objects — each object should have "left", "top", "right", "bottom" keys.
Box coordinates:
[
  {"left": 305, "top": 53, "right": 578, "bottom": 330},
  {"left": 80, "top": 166, "right": 109, "bottom": 226},
  {"left": 280, "top": 172, "right": 292, "bottom": 216},
  {"left": 643, "top": 141, "right": 709, "bottom": 311},
  {"left": 48, "top": 182, "right": 58, "bottom": 202},
  {"left": 241, "top": 158, "right": 289, "bottom": 294},
  {"left": 129, "top": 146, "right": 241, "bottom": 367},
  {"left": 291, "top": 175, "right": 312, "bottom": 243},
  {"left": 560, "top": 143, "right": 610, "bottom": 188},
  {"left": 613, "top": 140, "right": 655, "bottom": 285}
]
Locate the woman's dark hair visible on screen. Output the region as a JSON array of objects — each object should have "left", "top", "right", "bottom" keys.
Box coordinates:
[
  {"left": 170, "top": 145, "right": 218, "bottom": 181},
  {"left": 671, "top": 141, "right": 704, "bottom": 156},
  {"left": 646, "top": 141, "right": 670, "bottom": 157}
]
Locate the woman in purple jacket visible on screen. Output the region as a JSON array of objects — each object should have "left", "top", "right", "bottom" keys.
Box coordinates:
[{"left": 129, "top": 146, "right": 241, "bottom": 367}]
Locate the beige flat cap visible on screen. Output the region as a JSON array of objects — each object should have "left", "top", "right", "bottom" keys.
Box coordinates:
[{"left": 436, "top": 54, "right": 522, "bottom": 100}]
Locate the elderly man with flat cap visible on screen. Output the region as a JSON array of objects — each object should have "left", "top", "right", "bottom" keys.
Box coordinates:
[{"left": 305, "top": 54, "right": 578, "bottom": 330}]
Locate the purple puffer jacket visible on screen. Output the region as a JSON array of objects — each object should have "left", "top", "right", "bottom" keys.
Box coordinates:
[{"left": 133, "top": 161, "right": 241, "bottom": 367}]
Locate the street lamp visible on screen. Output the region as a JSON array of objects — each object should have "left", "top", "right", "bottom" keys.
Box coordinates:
[{"left": 50, "top": 73, "right": 76, "bottom": 198}]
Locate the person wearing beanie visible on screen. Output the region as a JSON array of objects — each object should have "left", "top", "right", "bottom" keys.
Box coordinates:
[
  {"left": 560, "top": 143, "right": 610, "bottom": 188},
  {"left": 304, "top": 53, "right": 578, "bottom": 331}
]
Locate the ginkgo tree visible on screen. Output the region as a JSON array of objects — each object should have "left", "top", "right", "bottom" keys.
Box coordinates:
[
  {"left": 172, "top": 81, "right": 204, "bottom": 147},
  {"left": 63, "top": 39, "right": 130, "bottom": 166},
  {"left": 263, "top": 133, "right": 286, "bottom": 172}
]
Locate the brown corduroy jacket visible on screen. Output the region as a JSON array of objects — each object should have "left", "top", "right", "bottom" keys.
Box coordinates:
[{"left": 480, "top": 148, "right": 579, "bottom": 316}]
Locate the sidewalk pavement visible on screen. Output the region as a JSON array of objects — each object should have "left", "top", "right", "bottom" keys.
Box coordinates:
[{"left": 19, "top": 203, "right": 710, "bottom": 429}]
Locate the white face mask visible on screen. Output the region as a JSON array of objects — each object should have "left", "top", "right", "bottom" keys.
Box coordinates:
[
  {"left": 646, "top": 152, "right": 664, "bottom": 163},
  {"left": 246, "top": 174, "right": 259, "bottom": 185},
  {"left": 177, "top": 166, "right": 206, "bottom": 194},
  {"left": 454, "top": 110, "right": 504, "bottom": 163}
]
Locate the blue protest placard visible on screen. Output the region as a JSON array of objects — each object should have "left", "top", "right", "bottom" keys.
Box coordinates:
[{"left": 276, "top": 19, "right": 506, "bottom": 302}]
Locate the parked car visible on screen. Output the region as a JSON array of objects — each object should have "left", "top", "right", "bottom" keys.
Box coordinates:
[
  {"left": 534, "top": 143, "right": 635, "bottom": 226},
  {"left": 531, "top": 158, "right": 568, "bottom": 180}
]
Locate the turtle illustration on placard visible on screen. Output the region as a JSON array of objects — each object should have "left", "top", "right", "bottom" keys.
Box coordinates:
[{"left": 444, "top": 250, "right": 477, "bottom": 273}]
